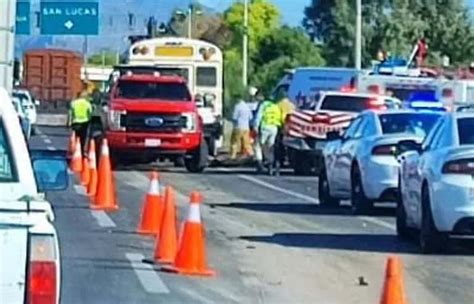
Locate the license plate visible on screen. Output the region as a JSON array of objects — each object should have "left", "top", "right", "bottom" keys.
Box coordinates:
[{"left": 144, "top": 139, "right": 161, "bottom": 147}]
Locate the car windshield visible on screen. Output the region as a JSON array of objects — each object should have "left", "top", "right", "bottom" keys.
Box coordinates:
[
  {"left": 379, "top": 113, "right": 440, "bottom": 137},
  {"left": 115, "top": 80, "right": 191, "bottom": 101},
  {"left": 457, "top": 117, "right": 474, "bottom": 145},
  {"left": 0, "top": 119, "right": 16, "bottom": 182},
  {"left": 320, "top": 95, "right": 380, "bottom": 112},
  {"left": 13, "top": 92, "right": 30, "bottom": 105}
]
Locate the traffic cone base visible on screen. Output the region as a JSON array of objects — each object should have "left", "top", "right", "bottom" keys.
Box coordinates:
[
  {"left": 137, "top": 194, "right": 163, "bottom": 235},
  {"left": 162, "top": 222, "right": 216, "bottom": 276},
  {"left": 154, "top": 186, "right": 178, "bottom": 264}
]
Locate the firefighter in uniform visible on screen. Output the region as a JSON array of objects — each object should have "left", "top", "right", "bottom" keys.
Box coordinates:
[{"left": 69, "top": 90, "right": 93, "bottom": 154}]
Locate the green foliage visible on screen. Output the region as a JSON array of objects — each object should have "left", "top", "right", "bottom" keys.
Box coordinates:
[
  {"left": 251, "top": 26, "right": 325, "bottom": 94},
  {"left": 88, "top": 52, "right": 118, "bottom": 66},
  {"left": 223, "top": 48, "right": 245, "bottom": 117},
  {"left": 304, "top": 0, "right": 474, "bottom": 67},
  {"left": 224, "top": 0, "right": 281, "bottom": 55}
]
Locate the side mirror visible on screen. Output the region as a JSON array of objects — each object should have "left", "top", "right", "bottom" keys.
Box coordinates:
[
  {"left": 397, "top": 140, "right": 422, "bottom": 155},
  {"left": 327, "top": 131, "right": 342, "bottom": 141},
  {"left": 30, "top": 150, "right": 69, "bottom": 192}
]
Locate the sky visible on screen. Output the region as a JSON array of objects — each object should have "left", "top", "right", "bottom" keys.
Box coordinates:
[{"left": 198, "top": 0, "right": 309, "bottom": 26}]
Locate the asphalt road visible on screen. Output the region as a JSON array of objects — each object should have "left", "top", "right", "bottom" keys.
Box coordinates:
[{"left": 30, "top": 126, "right": 474, "bottom": 304}]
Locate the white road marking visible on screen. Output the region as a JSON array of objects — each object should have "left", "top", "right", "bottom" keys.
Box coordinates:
[
  {"left": 125, "top": 253, "right": 170, "bottom": 294},
  {"left": 47, "top": 146, "right": 56, "bottom": 151},
  {"left": 359, "top": 216, "right": 396, "bottom": 231},
  {"left": 40, "top": 134, "right": 47, "bottom": 139},
  {"left": 73, "top": 185, "right": 87, "bottom": 196},
  {"left": 90, "top": 210, "right": 116, "bottom": 228},
  {"left": 44, "top": 138, "right": 52, "bottom": 144},
  {"left": 237, "top": 174, "right": 320, "bottom": 204},
  {"left": 36, "top": 128, "right": 43, "bottom": 135}
]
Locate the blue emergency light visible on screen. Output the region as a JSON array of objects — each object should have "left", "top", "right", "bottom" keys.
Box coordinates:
[{"left": 405, "top": 91, "right": 446, "bottom": 111}]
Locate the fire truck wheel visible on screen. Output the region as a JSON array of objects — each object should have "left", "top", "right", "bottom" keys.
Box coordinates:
[{"left": 185, "top": 140, "right": 209, "bottom": 173}]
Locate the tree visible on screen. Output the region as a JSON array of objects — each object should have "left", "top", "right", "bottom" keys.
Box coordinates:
[
  {"left": 304, "top": 0, "right": 474, "bottom": 67},
  {"left": 252, "top": 26, "right": 325, "bottom": 94},
  {"left": 224, "top": 0, "right": 280, "bottom": 55},
  {"left": 87, "top": 51, "right": 119, "bottom": 66},
  {"left": 167, "top": 9, "right": 233, "bottom": 50}
]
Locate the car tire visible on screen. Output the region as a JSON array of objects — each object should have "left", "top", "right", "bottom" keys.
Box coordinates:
[
  {"left": 351, "top": 165, "right": 373, "bottom": 215},
  {"left": 184, "top": 139, "right": 209, "bottom": 173},
  {"left": 419, "top": 185, "right": 448, "bottom": 254},
  {"left": 396, "top": 182, "right": 410, "bottom": 239},
  {"left": 318, "top": 167, "right": 340, "bottom": 207},
  {"left": 291, "top": 150, "right": 313, "bottom": 176}
]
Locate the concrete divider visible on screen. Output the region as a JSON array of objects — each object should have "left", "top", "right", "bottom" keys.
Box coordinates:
[{"left": 37, "top": 114, "right": 68, "bottom": 127}]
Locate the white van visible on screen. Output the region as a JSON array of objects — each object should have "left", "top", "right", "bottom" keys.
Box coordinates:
[
  {"left": 0, "top": 87, "right": 68, "bottom": 303},
  {"left": 272, "top": 67, "right": 360, "bottom": 106}
]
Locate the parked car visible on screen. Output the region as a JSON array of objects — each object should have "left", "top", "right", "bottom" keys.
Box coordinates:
[
  {"left": 12, "top": 95, "right": 31, "bottom": 140},
  {"left": 397, "top": 111, "right": 474, "bottom": 253},
  {"left": 13, "top": 89, "right": 38, "bottom": 134},
  {"left": 320, "top": 110, "right": 442, "bottom": 214}
]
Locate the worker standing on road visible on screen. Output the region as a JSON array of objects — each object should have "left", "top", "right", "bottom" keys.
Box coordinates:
[
  {"left": 230, "top": 99, "right": 253, "bottom": 159},
  {"left": 69, "top": 91, "right": 92, "bottom": 154},
  {"left": 254, "top": 97, "right": 282, "bottom": 175}
]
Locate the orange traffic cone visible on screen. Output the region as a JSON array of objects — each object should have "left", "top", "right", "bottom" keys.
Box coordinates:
[
  {"left": 380, "top": 256, "right": 407, "bottom": 304},
  {"left": 92, "top": 139, "right": 118, "bottom": 212},
  {"left": 137, "top": 171, "right": 164, "bottom": 235},
  {"left": 164, "top": 191, "right": 215, "bottom": 276},
  {"left": 87, "top": 139, "right": 98, "bottom": 199},
  {"left": 68, "top": 131, "right": 76, "bottom": 158},
  {"left": 80, "top": 149, "right": 90, "bottom": 186},
  {"left": 154, "top": 186, "right": 178, "bottom": 264},
  {"left": 70, "top": 137, "right": 82, "bottom": 173}
]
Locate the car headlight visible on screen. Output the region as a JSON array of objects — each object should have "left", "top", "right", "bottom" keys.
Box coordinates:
[
  {"left": 182, "top": 112, "right": 198, "bottom": 133},
  {"left": 108, "top": 109, "right": 126, "bottom": 131}
]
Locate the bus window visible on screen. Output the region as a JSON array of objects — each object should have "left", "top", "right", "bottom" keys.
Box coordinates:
[
  {"left": 155, "top": 68, "right": 189, "bottom": 82},
  {"left": 197, "top": 67, "right": 217, "bottom": 87}
]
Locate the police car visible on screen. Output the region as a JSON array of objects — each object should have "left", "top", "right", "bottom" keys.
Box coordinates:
[{"left": 320, "top": 109, "right": 442, "bottom": 213}]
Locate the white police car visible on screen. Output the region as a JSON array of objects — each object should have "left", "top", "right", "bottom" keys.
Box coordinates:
[
  {"left": 320, "top": 109, "right": 442, "bottom": 214},
  {"left": 398, "top": 111, "right": 474, "bottom": 253}
]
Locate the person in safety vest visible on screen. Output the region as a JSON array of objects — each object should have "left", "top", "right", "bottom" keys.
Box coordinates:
[
  {"left": 341, "top": 77, "right": 357, "bottom": 93},
  {"left": 69, "top": 90, "right": 92, "bottom": 154},
  {"left": 254, "top": 97, "right": 282, "bottom": 175}
]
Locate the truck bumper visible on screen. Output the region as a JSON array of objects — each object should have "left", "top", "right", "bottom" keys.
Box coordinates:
[
  {"left": 283, "top": 135, "right": 327, "bottom": 155},
  {"left": 106, "top": 131, "right": 201, "bottom": 156}
]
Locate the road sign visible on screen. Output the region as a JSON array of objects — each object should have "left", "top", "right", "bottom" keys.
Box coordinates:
[
  {"left": 16, "top": 0, "right": 31, "bottom": 35},
  {"left": 40, "top": 1, "right": 99, "bottom": 35}
]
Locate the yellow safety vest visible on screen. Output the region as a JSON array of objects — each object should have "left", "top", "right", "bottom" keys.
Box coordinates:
[
  {"left": 262, "top": 103, "right": 282, "bottom": 127},
  {"left": 71, "top": 98, "right": 92, "bottom": 124}
]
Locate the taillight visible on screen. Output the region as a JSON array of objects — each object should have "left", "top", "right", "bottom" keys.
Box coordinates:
[
  {"left": 442, "top": 159, "right": 474, "bottom": 174},
  {"left": 372, "top": 144, "right": 397, "bottom": 155},
  {"left": 28, "top": 235, "right": 57, "bottom": 304},
  {"left": 313, "top": 114, "right": 330, "bottom": 123},
  {"left": 367, "top": 85, "right": 380, "bottom": 94}
]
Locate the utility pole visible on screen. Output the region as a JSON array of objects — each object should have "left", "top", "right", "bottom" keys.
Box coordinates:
[
  {"left": 83, "top": 35, "right": 89, "bottom": 81},
  {"left": 242, "top": 0, "right": 249, "bottom": 88},
  {"left": 187, "top": 5, "right": 192, "bottom": 39},
  {"left": 355, "top": 0, "right": 362, "bottom": 70}
]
